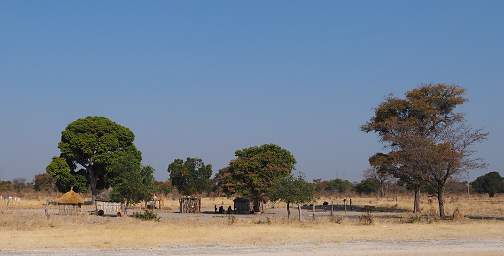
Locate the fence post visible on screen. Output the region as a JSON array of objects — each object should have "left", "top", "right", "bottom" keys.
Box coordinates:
[{"left": 312, "top": 204, "right": 316, "bottom": 221}]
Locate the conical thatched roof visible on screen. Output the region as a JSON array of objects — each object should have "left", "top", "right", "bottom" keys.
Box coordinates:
[{"left": 57, "top": 187, "right": 84, "bottom": 205}]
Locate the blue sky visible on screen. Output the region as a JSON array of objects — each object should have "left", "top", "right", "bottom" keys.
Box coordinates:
[{"left": 1, "top": 1, "right": 503, "bottom": 181}]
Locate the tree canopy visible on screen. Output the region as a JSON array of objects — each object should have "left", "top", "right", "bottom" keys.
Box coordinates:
[
  {"left": 227, "top": 144, "right": 296, "bottom": 212},
  {"left": 362, "top": 84, "right": 487, "bottom": 218},
  {"left": 109, "top": 154, "right": 155, "bottom": 206},
  {"left": 471, "top": 171, "right": 503, "bottom": 197},
  {"left": 46, "top": 157, "right": 87, "bottom": 193},
  {"left": 324, "top": 179, "right": 354, "bottom": 194},
  {"left": 47, "top": 116, "right": 141, "bottom": 202},
  {"left": 355, "top": 178, "right": 379, "bottom": 194},
  {"left": 167, "top": 157, "right": 212, "bottom": 196},
  {"left": 268, "top": 174, "right": 315, "bottom": 219},
  {"left": 33, "top": 173, "right": 56, "bottom": 192}
]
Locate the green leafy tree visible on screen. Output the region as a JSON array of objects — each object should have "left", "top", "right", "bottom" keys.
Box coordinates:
[
  {"left": 325, "top": 179, "right": 354, "bottom": 194},
  {"left": 46, "top": 157, "right": 87, "bottom": 192},
  {"left": 49, "top": 116, "right": 141, "bottom": 202},
  {"left": 269, "top": 175, "right": 315, "bottom": 221},
  {"left": 471, "top": 171, "right": 503, "bottom": 197},
  {"left": 228, "top": 144, "right": 296, "bottom": 212},
  {"left": 355, "top": 178, "right": 379, "bottom": 194},
  {"left": 109, "top": 154, "right": 155, "bottom": 208},
  {"left": 167, "top": 158, "right": 212, "bottom": 196}
]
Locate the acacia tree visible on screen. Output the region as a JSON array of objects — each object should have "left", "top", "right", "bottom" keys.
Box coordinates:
[
  {"left": 268, "top": 174, "right": 315, "bottom": 221},
  {"left": 363, "top": 84, "right": 487, "bottom": 218},
  {"left": 398, "top": 126, "right": 486, "bottom": 217},
  {"left": 367, "top": 153, "right": 395, "bottom": 197},
  {"left": 228, "top": 144, "right": 296, "bottom": 212},
  {"left": 47, "top": 116, "right": 141, "bottom": 202},
  {"left": 167, "top": 157, "right": 212, "bottom": 196}
]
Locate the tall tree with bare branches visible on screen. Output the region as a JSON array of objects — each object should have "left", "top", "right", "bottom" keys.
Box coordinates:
[{"left": 363, "top": 84, "right": 487, "bottom": 218}]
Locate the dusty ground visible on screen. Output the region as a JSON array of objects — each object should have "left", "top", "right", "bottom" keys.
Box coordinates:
[
  {"left": 2, "top": 240, "right": 504, "bottom": 256},
  {"left": 1, "top": 194, "right": 503, "bottom": 255}
]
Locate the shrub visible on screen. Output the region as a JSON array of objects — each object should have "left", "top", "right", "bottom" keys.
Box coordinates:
[
  {"left": 329, "top": 215, "right": 344, "bottom": 224},
  {"left": 359, "top": 212, "right": 375, "bottom": 225},
  {"left": 132, "top": 210, "right": 160, "bottom": 221}
]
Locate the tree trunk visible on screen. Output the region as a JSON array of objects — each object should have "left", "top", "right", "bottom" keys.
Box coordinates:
[
  {"left": 413, "top": 188, "right": 421, "bottom": 213},
  {"left": 252, "top": 198, "right": 261, "bottom": 213},
  {"left": 437, "top": 187, "right": 446, "bottom": 219},
  {"left": 286, "top": 202, "right": 291, "bottom": 220},
  {"left": 378, "top": 181, "right": 385, "bottom": 198},
  {"left": 88, "top": 167, "right": 97, "bottom": 204},
  {"left": 298, "top": 204, "right": 302, "bottom": 222}
]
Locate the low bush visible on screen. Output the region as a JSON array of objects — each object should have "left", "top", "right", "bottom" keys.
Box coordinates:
[
  {"left": 329, "top": 215, "right": 344, "bottom": 224},
  {"left": 359, "top": 212, "right": 375, "bottom": 225},
  {"left": 132, "top": 210, "right": 160, "bottom": 221}
]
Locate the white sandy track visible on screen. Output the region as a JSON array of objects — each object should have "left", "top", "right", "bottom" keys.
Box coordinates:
[{"left": 2, "top": 240, "right": 503, "bottom": 256}]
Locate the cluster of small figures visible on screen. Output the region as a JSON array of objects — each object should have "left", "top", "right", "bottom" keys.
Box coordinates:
[{"left": 215, "top": 205, "right": 234, "bottom": 214}]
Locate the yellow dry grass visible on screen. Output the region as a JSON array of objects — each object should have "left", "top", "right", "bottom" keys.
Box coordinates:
[
  {"left": 1, "top": 212, "right": 504, "bottom": 250},
  {"left": 313, "top": 194, "right": 504, "bottom": 217},
  {"left": 3, "top": 194, "right": 503, "bottom": 216},
  {"left": 1, "top": 194, "right": 503, "bottom": 250}
]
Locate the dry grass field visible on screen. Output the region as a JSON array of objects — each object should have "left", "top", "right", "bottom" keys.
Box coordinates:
[{"left": 1, "top": 194, "right": 503, "bottom": 255}]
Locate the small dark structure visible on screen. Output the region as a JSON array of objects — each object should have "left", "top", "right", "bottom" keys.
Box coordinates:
[
  {"left": 179, "top": 196, "right": 201, "bottom": 213},
  {"left": 233, "top": 197, "right": 253, "bottom": 214}
]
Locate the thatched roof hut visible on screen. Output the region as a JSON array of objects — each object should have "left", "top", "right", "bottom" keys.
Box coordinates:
[
  {"left": 57, "top": 188, "right": 84, "bottom": 205},
  {"left": 56, "top": 188, "right": 84, "bottom": 215}
]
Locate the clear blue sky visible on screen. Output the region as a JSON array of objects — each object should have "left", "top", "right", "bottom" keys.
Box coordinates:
[{"left": 1, "top": 1, "right": 503, "bottom": 182}]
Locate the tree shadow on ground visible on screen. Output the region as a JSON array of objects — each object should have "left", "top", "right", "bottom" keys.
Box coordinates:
[{"left": 301, "top": 204, "right": 410, "bottom": 213}]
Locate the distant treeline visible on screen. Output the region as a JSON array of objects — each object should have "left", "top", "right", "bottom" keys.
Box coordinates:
[{"left": 1, "top": 171, "right": 502, "bottom": 198}]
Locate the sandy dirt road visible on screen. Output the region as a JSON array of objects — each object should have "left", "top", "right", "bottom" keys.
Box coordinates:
[{"left": 2, "top": 240, "right": 503, "bottom": 256}]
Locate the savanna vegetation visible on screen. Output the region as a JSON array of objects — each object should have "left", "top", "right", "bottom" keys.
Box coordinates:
[{"left": 1, "top": 84, "right": 503, "bottom": 252}]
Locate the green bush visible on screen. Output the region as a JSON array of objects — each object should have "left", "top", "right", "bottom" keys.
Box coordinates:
[{"left": 132, "top": 210, "right": 160, "bottom": 221}]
